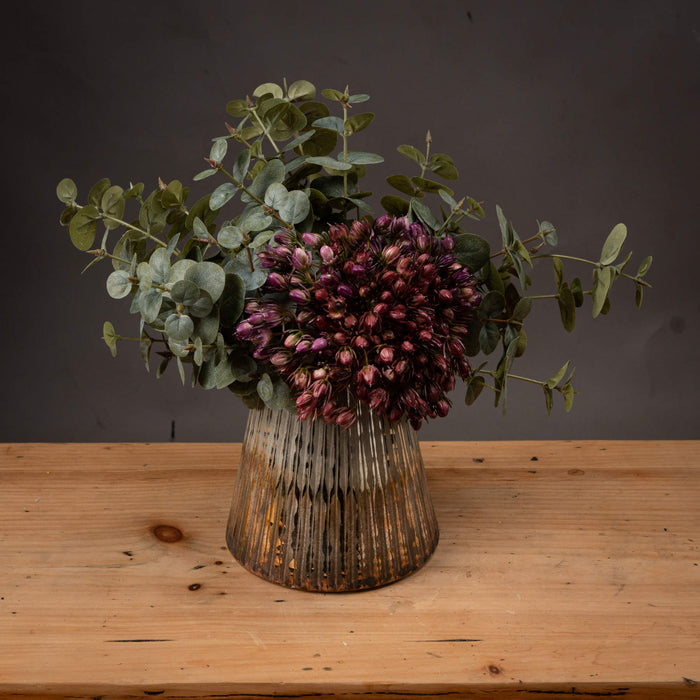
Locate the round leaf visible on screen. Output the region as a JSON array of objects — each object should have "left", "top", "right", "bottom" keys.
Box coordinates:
[
  {"left": 184, "top": 261, "right": 226, "bottom": 303},
  {"left": 287, "top": 79, "right": 316, "bottom": 101},
  {"left": 56, "top": 178, "right": 77, "bottom": 203},
  {"left": 106, "top": 269, "right": 132, "bottom": 299},
  {"left": 165, "top": 313, "right": 194, "bottom": 341},
  {"left": 68, "top": 205, "right": 99, "bottom": 251}
]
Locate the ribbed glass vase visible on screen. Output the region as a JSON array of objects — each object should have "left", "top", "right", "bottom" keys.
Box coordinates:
[{"left": 226, "top": 403, "right": 439, "bottom": 592}]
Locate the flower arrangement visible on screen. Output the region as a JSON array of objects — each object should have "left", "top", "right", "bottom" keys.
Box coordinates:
[{"left": 56, "top": 79, "right": 652, "bottom": 430}]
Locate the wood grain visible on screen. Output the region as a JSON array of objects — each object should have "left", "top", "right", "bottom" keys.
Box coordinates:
[{"left": 1, "top": 441, "right": 699, "bottom": 699}]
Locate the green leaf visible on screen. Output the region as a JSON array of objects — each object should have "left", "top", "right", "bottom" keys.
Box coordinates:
[
  {"left": 165, "top": 313, "right": 194, "bottom": 341},
  {"left": 218, "top": 224, "right": 243, "bottom": 250},
  {"left": 184, "top": 261, "right": 226, "bottom": 303},
  {"left": 479, "top": 321, "right": 500, "bottom": 355},
  {"left": 635, "top": 282, "right": 644, "bottom": 308},
  {"left": 253, "top": 82, "right": 283, "bottom": 99},
  {"left": 295, "top": 127, "right": 337, "bottom": 157},
  {"left": 139, "top": 288, "right": 162, "bottom": 324},
  {"left": 176, "top": 356, "right": 186, "bottom": 385},
  {"left": 543, "top": 385, "right": 554, "bottom": 415},
  {"left": 344, "top": 151, "right": 384, "bottom": 165},
  {"left": 484, "top": 261, "right": 505, "bottom": 295},
  {"left": 193, "top": 168, "right": 217, "bottom": 181},
  {"left": 592, "top": 266, "right": 613, "bottom": 318},
  {"left": 226, "top": 99, "right": 249, "bottom": 118},
  {"left": 428, "top": 153, "right": 459, "bottom": 180},
  {"left": 345, "top": 112, "right": 374, "bottom": 134},
  {"left": 311, "top": 116, "right": 345, "bottom": 133},
  {"left": 106, "top": 269, "right": 132, "bottom": 299},
  {"left": 496, "top": 205, "right": 509, "bottom": 245},
  {"left": 348, "top": 93, "right": 370, "bottom": 104},
  {"left": 567, "top": 277, "right": 583, "bottom": 307},
  {"left": 68, "top": 204, "right": 99, "bottom": 250},
  {"left": 637, "top": 256, "right": 653, "bottom": 276},
  {"left": 287, "top": 79, "right": 316, "bottom": 101},
  {"left": 278, "top": 190, "right": 311, "bottom": 224},
  {"left": 189, "top": 290, "right": 214, "bottom": 319},
  {"left": 220, "top": 273, "right": 246, "bottom": 330},
  {"left": 242, "top": 159, "right": 286, "bottom": 201},
  {"left": 411, "top": 177, "right": 453, "bottom": 195},
  {"left": 557, "top": 282, "right": 576, "bottom": 332},
  {"left": 257, "top": 373, "right": 274, "bottom": 403},
  {"left": 410, "top": 198, "right": 440, "bottom": 230},
  {"left": 553, "top": 257, "right": 564, "bottom": 288},
  {"left": 140, "top": 331, "right": 152, "bottom": 371},
  {"left": 465, "top": 196, "right": 485, "bottom": 219},
  {"left": 321, "top": 88, "right": 345, "bottom": 101},
  {"left": 170, "top": 279, "right": 200, "bottom": 307},
  {"left": 264, "top": 182, "right": 289, "bottom": 209},
  {"left": 305, "top": 156, "right": 353, "bottom": 171},
  {"left": 56, "top": 178, "right": 77, "bottom": 203},
  {"left": 397, "top": 144, "right": 425, "bottom": 166},
  {"left": 209, "top": 183, "right": 238, "bottom": 211},
  {"left": 381, "top": 195, "right": 410, "bottom": 216},
  {"left": 515, "top": 328, "right": 527, "bottom": 357},
  {"left": 102, "top": 321, "right": 118, "bottom": 358},
  {"left": 512, "top": 297, "right": 533, "bottom": 322},
  {"left": 453, "top": 233, "right": 490, "bottom": 273},
  {"left": 387, "top": 175, "right": 419, "bottom": 197},
  {"left": 88, "top": 178, "right": 111, "bottom": 208},
  {"left": 238, "top": 205, "right": 273, "bottom": 232},
  {"left": 600, "top": 223, "right": 627, "bottom": 265},
  {"left": 464, "top": 375, "right": 485, "bottom": 406},
  {"left": 232, "top": 148, "right": 251, "bottom": 183},
  {"left": 209, "top": 138, "right": 227, "bottom": 163},
  {"left": 546, "top": 361, "right": 570, "bottom": 389},
  {"left": 266, "top": 102, "right": 307, "bottom": 139},
  {"left": 539, "top": 220, "right": 558, "bottom": 246},
  {"left": 562, "top": 383, "right": 575, "bottom": 412}
]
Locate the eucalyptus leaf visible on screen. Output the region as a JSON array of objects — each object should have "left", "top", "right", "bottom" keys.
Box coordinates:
[
  {"left": 56, "top": 178, "right": 77, "bottom": 203},
  {"left": 557, "top": 282, "right": 576, "bottom": 332},
  {"left": 242, "top": 159, "right": 285, "bottom": 202},
  {"left": 453, "top": 233, "right": 490, "bottom": 273},
  {"left": 410, "top": 198, "right": 440, "bottom": 230},
  {"left": 397, "top": 144, "right": 425, "bottom": 166},
  {"left": 253, "top": 82, "right": 283, "bottom": 99},
  {"left": 102, "top": 321, "right": 118, "bottom": 357},
  {"left": 464, "top": 375, "right": 485, "bottom": 405},
  {"left": 411, "top": 177, "right": 453, "bottom": 195},
  {"left": 165, "top": 313, "right": 194, "bottom": 341},
  {"left": 193, "top": 168, "right": 217, "bottom": 181},
  {"left": 305, "top": 156, "right": 352, "bottom": 171},
  {"left": 599, "top": 223, "right": 627, "bottom": 265},
  {"left": 210, "top": 183, "right": 238, "bottom": 211},
  {"left": 637, "top": 256, "right": 653, "bottom": 276},
  {"left": 170, "top": 279, "right": 200, "bottom": 307},
  {"left": 69, "top": 205, "right": 99, "bottom": 251},
  {"left": 311, "top": 116, "right": 345, "bottom": 133},
  {"left": 546, "top": 361, "right": 570, "bottom": 389},
  {"left": 218, "top": 224, "right": 244, "bottom": 250},
  {"left": 149, "top": 247, "right": 171, "bottom": 283},
  {"left": 101, "top": 185, "right": 125, "bottom": 229},
  {"left": 380, "top": 195, "right": 409, "bottom": 216},
  {"left": 592, "top": 266, "right": 613, "bottom": 318},
  {"left": 220, "top": 273, "right": 246, "bottom": 330},
  {"left": 139, "top": 288, "right": 162, "bottom": 324},
  {"left": 184, "top": 261, "right": 226, "bottom": 303},
  {"left": 287, "top": 79, "right": 316, "bottom": 101},
  {"left": 257, "top": 373, "right": 274, "bottom": 403},
  {"left": 106, "top": 269, "right": 132, "bottom": 299},
  {"left": 479, "top": 321, "right": 500, "bottom": 355},
  {"left": 278, "top": 190, "right": 311, "bottom": 224},
  {"left": 209, "top": 138, "right": 228, "bottom": 163},
  {"left": 264, "top": 182, "right": 289, "bottom": 209},
  {"left": 344, "top": 151, "right": 384, "bottom": 165}
]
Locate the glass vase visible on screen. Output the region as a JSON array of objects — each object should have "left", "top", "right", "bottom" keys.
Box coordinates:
[{"left": 226, "top": 402, "right": 439, "bottom": 592}]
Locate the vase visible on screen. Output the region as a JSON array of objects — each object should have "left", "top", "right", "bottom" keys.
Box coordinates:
[{"left": 225, "top": 402, "right": 439, "bottom": 592}]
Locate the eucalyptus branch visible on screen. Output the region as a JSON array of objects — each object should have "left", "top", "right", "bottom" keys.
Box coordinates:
[
  {"left": 342, "top": 92, "right": 349, "bottom": 198},
  {"left": 490, "top": 233, "right": 542, "bottom": 259},
  {"left": 218, "top": 165, "right": 294, "bottom": 230},
  {"left": 248, "top": 104, "right": 280, "bottom": 155},
  {"left": 75, "top": 203, "right": 167, "bottom": 248},
  {"left": 534, "top": 253, "right": 653, "bottom": 288},
  {"left": 481, "top": 369, "right": 545, "bottom": 387},
  {"left": 419, "top": 131, "right": 431, "bottom": 179},
  {"left": 87, "top": 249, "right": 132, "bottom": 266}
]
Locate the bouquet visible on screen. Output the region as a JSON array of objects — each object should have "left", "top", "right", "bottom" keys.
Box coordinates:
[{"left": 56, "top": 79, "right": 652, "bottom": 430}]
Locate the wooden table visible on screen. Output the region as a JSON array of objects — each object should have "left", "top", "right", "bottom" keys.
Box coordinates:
[{"left": 1, "top": 441, "right": 699, "bottom": 699}]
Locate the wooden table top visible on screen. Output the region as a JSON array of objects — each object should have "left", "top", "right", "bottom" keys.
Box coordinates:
[{"left": 1, "top": 441, "right": 699, "bottom": 699}]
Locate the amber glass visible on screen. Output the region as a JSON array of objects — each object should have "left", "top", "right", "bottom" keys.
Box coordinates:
[{"left": 226, "top": 403, "right": 439, "bottom": 592}]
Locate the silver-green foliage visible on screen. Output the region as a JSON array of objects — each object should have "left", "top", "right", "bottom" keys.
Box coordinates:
[{"left": 57, "top": 78, "right": 652, "bottom": 416}]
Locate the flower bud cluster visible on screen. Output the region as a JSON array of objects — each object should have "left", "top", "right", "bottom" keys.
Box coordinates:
[{"left": 236, "top": 217, "right": 481, "bottom": 429}]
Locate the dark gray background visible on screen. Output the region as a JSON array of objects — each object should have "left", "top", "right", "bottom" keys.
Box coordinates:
[{"left": 3, "top": 0, "right": 698, "bottom": 442}]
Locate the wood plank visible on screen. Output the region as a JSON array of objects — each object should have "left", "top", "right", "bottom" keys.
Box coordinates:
[{"left": 1, "top": 441, "right": 699, "bottom": 699}]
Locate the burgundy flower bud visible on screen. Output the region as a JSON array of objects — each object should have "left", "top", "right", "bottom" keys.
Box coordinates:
[
  {"left": 442, "top": 236, "right": 455, "bottom": 251},
  {"left": 401, "top": 340, "right": 414, "bottom": 353},
  {"left": 383, "top": 245, "right": 401, "bottom": 264},
  {"left": 436, "top": 399, "right": 451, "bottom": 417},
  {"left": 336, "top": 347, "right": 355, "bottom": 366},
  {"left": 373, "top": 302, "right": 389, "bottom": 316},
  {"left": 439, "top": 288, "right": 453, "bottom": 303},
  {"left": 353, "top": 335, "right": 370, "bottom": 350},
  {"left": 292, "top": 247, "right": 312, "bottom": 270},
  {"left": 274, "top": 231, "right": 293, "bottom": 245},
  {"left": 322, "top": 400, "right": 336, "bottom": 420},
  {"left": 387, "top": 405, "right": 403, "bottom": 422},
  {"left": 284, "top": 332, "right": 300, "bottom": 349},
  {"left": 382, "top": 329, "right": 395, "bottom": 342},
  {"left": 311, "top": 337, "right": 328, "bottom": 353},
  {"left": 296, "top": 391, "right": 315, "bottom": 409},
  {"left": 363, "top": 312, "right": 379, "bottom": 331},
  {"left": 297, "top": 309, "right": 314, "bottom": 324},
  {"left": 262, "top": 307, "right": 283, "bottom": 324},
  {"left": 333, "top": 331, "right": 348, "bottom": 344},
  {"left": 235, "top": 321, "right": 254, "bottom": 339},
  {"left": 266, "top": 271, "right": 288, "bottom": 289},
  {"left": 396, "top": 257, "right": 412, "bottom": 276},
  {"left": 311, "top": 380, "right": 328, "bottom": 399},
  {"left": 395, "top": 359, "right": 409, "bottom": 375},
  {"left": 335, "top": 409, "right": 356, "bottom": 428},
  {"left": 380, "top": 290, "right": 394, "bottom": 302},
  {"left": 419, "top": 329, "right": 432, "bottom": 342},
  {"left": 359, "top": 364, "right": 380, "bottom": 387},
  {"left": 382, "top": 367, "right": 396, "bottom": 382},
  {"left": 320, "top": 245, "right": 335, "bottom": 263},
  {"left": 393, "top": 279, "right": 407, "bottom": 295},
  {"left": 275, "top": 245, "right": 293, "bottom": 259},
  {"left": 358, "top": 285, "right": 371, "bottom": 297},
  {"left": 448, "top": 339, "right": 465, "bottom": 357},
  {"left": 369, "top": 387, "right": 388, "bottom": 411},
  {"left": 312, "top": 368, "right": 327, "bottom": 380},
  {"left": 379, "top": 346, "right": 394, "bottom": 364},
  {"left": 389, "top": 305, "right": 406, "bottom": 321},
  {"left": 337, "top": 283, "right": 354, "bottom": 298},
  {"left": 289, "top": 288, "right": 310, "bottom": 304},
  {"left": 314, "top": 288, "right": 329, "bottom": 303},
  {"left": 295, "top": 339, "right": 312, "bottom": 353},
  {"left": 344, "top": 314, "right": 358, "bottom": 329},
  {"left": 270, "top": 351, "right": 291, "bottom": 368},
  {"left": 301, "top": 232, "right": 322, "bottom": 247}
]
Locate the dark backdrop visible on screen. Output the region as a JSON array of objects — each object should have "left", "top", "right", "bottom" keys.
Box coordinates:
[{"left": 2, "top": 0, "right": 698, "bottom": 442}]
